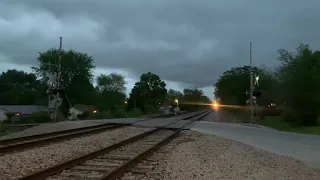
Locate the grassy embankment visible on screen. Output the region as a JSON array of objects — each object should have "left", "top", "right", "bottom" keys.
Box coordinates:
[{"left": 221, "top": 107, "right": 320, "bottom": 135}]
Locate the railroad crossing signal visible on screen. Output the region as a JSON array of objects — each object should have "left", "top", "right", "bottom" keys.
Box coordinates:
[{"left": 255, "top": 75, "right": 259, "bottom": 86}]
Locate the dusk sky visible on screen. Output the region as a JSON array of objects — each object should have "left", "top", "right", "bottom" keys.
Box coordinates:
[{"left": 1, "top": 0, "right": 320, "bottom": 99}]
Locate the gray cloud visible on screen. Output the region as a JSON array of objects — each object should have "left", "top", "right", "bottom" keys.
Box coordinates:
[{"left": 1, "top": 0, "right": 320, "bottom": 88}]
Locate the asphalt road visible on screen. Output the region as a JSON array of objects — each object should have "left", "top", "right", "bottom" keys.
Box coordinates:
[{"left": 190, "top": 110, "right": 320, "bottom": 169}]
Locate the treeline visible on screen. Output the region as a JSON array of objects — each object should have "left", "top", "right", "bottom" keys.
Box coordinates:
[
  {"left": 215, "top": 44, "right": 320, "bottom": 127},
  {"left": 0, "top": 49, "right": 211, "bottom": 120}
]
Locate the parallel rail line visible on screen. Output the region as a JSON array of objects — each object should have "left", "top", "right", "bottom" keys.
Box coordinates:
[
  {"left": 19, "top": 110, "right": 211, "bottom": 180},
  {"left": 0, "top": 111, "right": 203, "bottom": 154}
]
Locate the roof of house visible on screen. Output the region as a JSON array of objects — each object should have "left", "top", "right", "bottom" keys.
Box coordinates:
[
  {"left": 0, "top": 105, "right": 48, "bottom": 114},
  {"left": 73, "top": 104, "right": 96, "bottom": 113}
]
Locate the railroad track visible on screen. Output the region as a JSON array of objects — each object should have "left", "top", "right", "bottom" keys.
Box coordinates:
[
  {"left": 0, "top": 123, "right": 127, "bottom": 154},
  {"left": 0, "top": 110, "right": 205, "bottom": 154},
  {"left": 19, "top": 109, "right": 211, "bottom": 180}
]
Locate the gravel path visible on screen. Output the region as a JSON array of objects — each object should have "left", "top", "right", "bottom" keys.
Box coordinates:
[
  {"left": 138, "top": 131, "right": 320, "bottom": 180},
  {"left": 0, "top": 126, "right": 152, "bottom": 180}
]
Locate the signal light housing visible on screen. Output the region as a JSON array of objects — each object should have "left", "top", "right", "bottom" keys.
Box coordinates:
[{"left": 253, "top": 90, "right": 262, "bottom": 97}]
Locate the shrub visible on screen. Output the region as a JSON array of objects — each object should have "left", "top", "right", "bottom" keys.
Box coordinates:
[
  {"left": 144, "top": 105, "right": 159, "bottom": 114},
  {"left": 281, "top": 108, "right": 296, "bottom": 122},
  {"left": 91, "top": 111, "right": 113, "bottom": 119},
  {"left": 260, "top": 107, "right": 283, "bottom": 116},
  {"left": 112, "top": 108, "right": 127, "bottom": 118},
  {"left": 296, "top": 108, "right": 318, "bottom": 126},
  {"left": 127, "top": 108, "right": 143, "bottom": 117},
  {"left": 0, "top": 123, "right": 7, "bottom": 133},
  {"left": 22, "top": 111, "right": 50, "bottom": 123},
  {"left": 77, "top": 111, "right": 89, "bottom": 120}
]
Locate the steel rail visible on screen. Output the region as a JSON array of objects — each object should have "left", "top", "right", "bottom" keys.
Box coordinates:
[
  {"left": 0, "top": 124, "right": 126, "bottom": 154},
  {"left": 19, "top": 110, "right": 211, "bottom": 180},
  {"left": 104, "top": 110, "right": 211, "bottom": 179}
]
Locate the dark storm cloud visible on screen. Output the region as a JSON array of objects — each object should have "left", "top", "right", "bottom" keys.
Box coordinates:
[{"left": 1, "top": 0, "right": 320, "bottom": 87}]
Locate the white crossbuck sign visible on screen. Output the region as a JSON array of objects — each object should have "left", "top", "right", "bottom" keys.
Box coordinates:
[{"left": 255, "top": 75, "right": 259, "bottom": 86}]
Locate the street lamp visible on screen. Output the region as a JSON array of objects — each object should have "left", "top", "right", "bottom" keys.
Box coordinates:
[
  {"left": 124, "top": 101, "right": 127, "bottom": 104},
  {"left": 175, "top": 99, "right": 179, "bottom": 107}
]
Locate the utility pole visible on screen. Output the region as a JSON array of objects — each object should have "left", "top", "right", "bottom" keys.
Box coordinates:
[
  {"left": 249, "top": 42, "right": 254, "bottom": 123},
  {"left": 47, "top": 37, "right": 63, "bottom": 123},
  {"left": 54, "top": 37, "right": 63, "bottom": 122}
]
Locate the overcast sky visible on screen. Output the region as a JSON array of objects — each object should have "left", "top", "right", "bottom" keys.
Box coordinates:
[{"left": 1, "top": 0, "right": 320, "bottom": 99}]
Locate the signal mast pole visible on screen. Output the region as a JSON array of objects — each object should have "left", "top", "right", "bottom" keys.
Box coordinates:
[
  {"left": 249, "top": 42, "right": 254, "bottom": 123},
  {"left": 54, "top": 37, "right": 63, "bottom": 122},
  {"left": 47, "top": 37, "right": 63, "bottom": 123}
]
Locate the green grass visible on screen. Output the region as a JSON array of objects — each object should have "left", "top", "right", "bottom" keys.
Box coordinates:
[
  {"left": 257, "top": 116, "right": 320, "bottom": 135},
  {"left": 221, "top": 107, "right": 320, "bottom": 135},
  {"left": 0, "top": 123, "right": 8, "bottom": 136}
]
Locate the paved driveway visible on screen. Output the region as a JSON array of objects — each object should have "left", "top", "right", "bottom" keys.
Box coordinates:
[{"left": 190, "top": 112, "right": 320, "bottom": 169}]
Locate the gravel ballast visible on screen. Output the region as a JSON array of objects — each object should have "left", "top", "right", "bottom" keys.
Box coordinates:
[
  {"left": 0, "top": 121, "right": 112, "bottom": 140},
  {"left": 0, "top": 126, "right": 152, "bottom": 180},
  {"left": 140, "top": 131, "right": 320, "bottom": 180}
]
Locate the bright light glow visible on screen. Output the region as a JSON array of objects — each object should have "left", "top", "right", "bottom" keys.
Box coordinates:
[
  {"left": 175, "top": 99, "right": 178, "bottom": 103},
  {"left": 93, "top": 110, "right": 97, "bottom": 113},
  {"left": 125, "top": 101, "right": 127, "bottom": 104},
  {"left": 212, "top": 101, "right": 219, "bottom": 109}
]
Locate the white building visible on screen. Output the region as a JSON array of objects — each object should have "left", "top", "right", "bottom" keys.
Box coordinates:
[{"left": 0, "top": 109, "right": 8, "bottom": 121}]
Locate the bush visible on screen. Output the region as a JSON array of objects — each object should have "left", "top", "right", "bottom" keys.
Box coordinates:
[
  {"left": 127, "top": 108, "right": 143, "bottom": 117},
  {"left": 282, "top": 107, "right": 318, "bottom": 126},
  {"left": 219, "top": 107, "right": 250, "bottom": 123},
  {"left": 21, "top": 111, "right": 50, "bottom": 123},
  {"left": 90, "top": 111, "right": 113, "bottom": 119},
  {"left": 0, "top": 123, "right": 8, "bottom": 133},
  {"left": 296, "top": 109, "right": 318, "bottom": 126},
  {"left": 112, "top": 108, "right": 127, "bottom": 118},
  {"left": 281, "top": 108, "right": 296, "bottom": 122},
  {"left": 260, "top": 107, "right": 283, "bottom": 116},
  {"left": 144, "top": 105, "right": 158, "bottom": 114},
  {"left": 77, "top": 111, "right": 89, "bottom": 120}
]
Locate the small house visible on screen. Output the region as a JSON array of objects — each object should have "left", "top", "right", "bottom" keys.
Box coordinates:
[{"left": 69, "top": 104, "right": 97, "bottom": 119}]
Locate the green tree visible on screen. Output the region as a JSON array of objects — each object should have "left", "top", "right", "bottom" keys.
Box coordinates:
[
  {"left": 128, "top": 72, "right": 167, "bottom": 111},
  {"left": 0, "top": 69, "right": 44, "bottom": 105},
  {"left": 214, "top": 66, "right": 275, "bottom": 106},
  {"left": 277, "top": 44, "right": 320, "bottom": 126},
  {"left": 96, "top": 73, "right": 127, "bottom": 110},
  {"left": 96, "top": 73, "right": 126, "bottom": 92},
  {"left": 166, "top": 89, "right": 183, "bottom": 105},
  {"left": 69, "top": 74, "right": 96, "bottom": 105},
  {"left": 32, "top": 49, "right": 96, "bottom": 106},
  {"left": 200, "top": 95, "right": 211, "bottom": 104},
  {"left": 179, "top": 88, "right": 211, "bottom": 110},
  {"left": 183, "top": 88, "right": 203, "bottom": 103}
]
